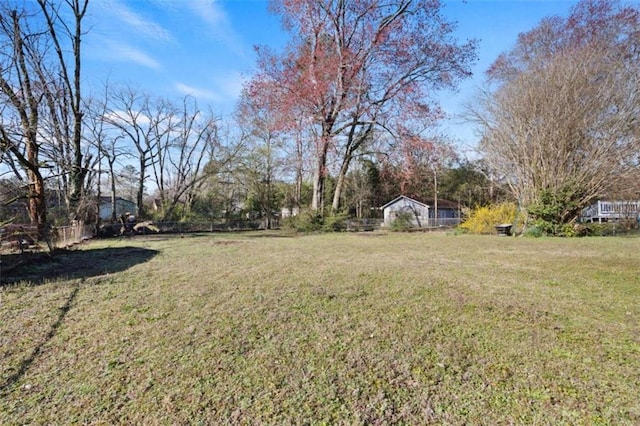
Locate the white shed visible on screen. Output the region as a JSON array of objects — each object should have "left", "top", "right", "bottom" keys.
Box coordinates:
[
  {"left": 98, "top": 196, "right": 137, "bottom": 222},
  {"left": 381, "top": 195, "right": 430, "bottom": 228}
]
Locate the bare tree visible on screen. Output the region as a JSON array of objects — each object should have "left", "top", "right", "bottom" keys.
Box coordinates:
[
  {"left": 104, "top": 87, "right": 235, "bottom": 221},
  {"left": 236, "top": 87, "right": 288, "bottom": 228},
  {"left": 343, "top": 161, "right": 376, "bottom": 219},
  {"left": 146, "top": 96, "right": 179, "bottom": 217},
  {"left": 0, "top": 1, "right": 89, "bottom": 239},
  {"left": 37, "top": 0, "right": 90, "bottom": 221},
  {"left": 0, "top": 7, "right": 49, "bottom": 238},
  {"left": 84, "top": 91, "right": 129, "bottom": 224},
  {"left": 468, "top": 0, "right": 640, "bottom": 223},
  {"left": 155, "top": 97, "right": 223, "bottom": 221},
  {"left": 102, "top": 86, "right": 158, "bottom": 218}
]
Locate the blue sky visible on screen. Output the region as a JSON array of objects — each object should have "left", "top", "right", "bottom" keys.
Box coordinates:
[{"left": 82, "top": 0, "right": 587, "bottom": 152}]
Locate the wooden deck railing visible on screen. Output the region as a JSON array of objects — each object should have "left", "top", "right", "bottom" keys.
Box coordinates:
[{"left": 581, "top": 201, "right": 640, "bottom": 222}]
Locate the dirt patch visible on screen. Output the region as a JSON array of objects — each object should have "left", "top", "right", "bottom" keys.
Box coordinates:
[
  {"left": 353, "top": 231, "right": 388, "bottom": 237},
  {"left": 212, "top": 240, "right": 244, "bottom": 245}
]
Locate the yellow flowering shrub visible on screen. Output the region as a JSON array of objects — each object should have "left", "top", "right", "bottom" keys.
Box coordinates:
[{"left": 459, "top": 202, "right": 519, "bottom": 234}]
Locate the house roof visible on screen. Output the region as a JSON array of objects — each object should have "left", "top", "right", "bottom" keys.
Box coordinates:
[
  {"left": 380, "top": 195, "right": 460, "bottom": 210},
  {"left": 421, "top": 198, "right": 461, "bottom": 210}
]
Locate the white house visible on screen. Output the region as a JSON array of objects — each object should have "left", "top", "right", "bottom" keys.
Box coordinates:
[{"left": 580, "top": 200, "right": 640, "bottom": 223}]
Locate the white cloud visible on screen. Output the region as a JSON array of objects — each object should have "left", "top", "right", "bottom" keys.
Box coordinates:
[
  {"left": 103, "top": 110, "right": 151, "bottom": 126},
  {"left": 111, "top": 43, "right": 162, "bottom": 70},
  {"left": 186, "top": 0, "right": 245, "bottom": 55},
  {"left": 188, "top": 0, "right": 227, "bottom": 27},
  {"left": 174, "top": 73, "right": 247, "bottom": 105},
  {"left": 175, "top": 83, "right": 222, "bottom": 102},
  {"left": 215, "top": 72, "right": 247, "bottom": 99},
  {"left": 86, "top": 33, "right": 162, "bottom": 70},
  {"left": 105, "top": 0, "right": 173, "bottom": 43}
]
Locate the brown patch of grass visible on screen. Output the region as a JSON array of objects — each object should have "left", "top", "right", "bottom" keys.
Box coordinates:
[{"left": 211, "top": 240, "right": 244, "bottom": 245}]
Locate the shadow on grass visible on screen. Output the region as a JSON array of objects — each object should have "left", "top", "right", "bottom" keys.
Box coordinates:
[
  {"left": 0, "top": 279, "right": 82, "bottom": 395},
  {"left": 0, "top": 246, "right": 158, "bottom": 394},
  {"left": 0, "top": 246, "right": 159, "bottom": 286}
]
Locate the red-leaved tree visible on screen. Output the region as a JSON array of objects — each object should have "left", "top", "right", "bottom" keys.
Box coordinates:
[
  {"left": 245, "top": 0, "right": 477, "bottom": 214},
  {"left": 381, "top": 131, "right": 457, "bottom": 201}
]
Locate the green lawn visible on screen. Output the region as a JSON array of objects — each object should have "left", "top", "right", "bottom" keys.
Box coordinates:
[{"left": 1, "top": 232, "right": 639, "bottom": 424}]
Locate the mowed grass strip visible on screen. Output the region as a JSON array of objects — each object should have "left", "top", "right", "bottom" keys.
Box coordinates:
[{"left": 1, "top": 232, "right": 639, "bottom": 424}]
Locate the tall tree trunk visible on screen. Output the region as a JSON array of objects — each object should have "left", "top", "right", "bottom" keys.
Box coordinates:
[
  {"left": 137, "top": 157, "right": 146, "bottom": 218},
  {"left": 295, "top": 131, "right": 304, "bottom": 207},
  {"left": 24, "top": 128, "right": 47, "bottom": 238},
  {"left": 311, "top": 156, "right": 328, "bottom": 213},
  {"left": 109, "top": 162, "right": 117, "bottom": 223},
  {"left": 68, "top": 115, "right": 86, "bottom": 220},
  {"left": 331, "top": 124, "right": 372, "bottom": 212},
  {"left": 312, "top": 120, "right": 335, "bottom": 213},
  {"left": 26, "top": 158, "right": 47, "bottom": 239},
  {"left": 331, "top": 153, "right": 352, "bottom": 213},
  {"left": 68, "top": 1, "right": 87, "bottom": 220},
  {"left": 10, "top": 9, "right": 47, "bottom": 240},
  {"left": 311, "top": 136, "right": 330, "bottom": 213},
  {"left": 38, "top": 0, "right": 89, "bottom": 221}
]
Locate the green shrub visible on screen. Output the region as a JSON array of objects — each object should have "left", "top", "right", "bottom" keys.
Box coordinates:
[
  {"left": 527, "top": 185, "right": 586, "bottom": 235},
  {"left": 390, "top": 212, "right": 416, "bottom": 232},
  {"left": 526, "top": 220, "right": 583, "bottom": 237},
  {"left": 282, "top": 210, "right": 350, "bottom": 233},
  {"left": 560, "top": 223, "right": 578, "bottom": 237},
  {"left": 282, "top": 210, "right": 323, "bottom": 233},
  {"left": 528, "top": 219, "right": 555, "bottom": 236},
  {"left": 584, "top": 222, "right": 633, "bottom": 236},
  {"left": 321, "top": 211, "right": 349, "bottom": 232},
  {"left": 523, "top": 224, "right": 543, "bottom": 238}
]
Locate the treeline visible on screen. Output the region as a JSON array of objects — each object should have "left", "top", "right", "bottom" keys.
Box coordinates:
[{"left": 1, "top": 0, "right": 639, "bottom": 239}]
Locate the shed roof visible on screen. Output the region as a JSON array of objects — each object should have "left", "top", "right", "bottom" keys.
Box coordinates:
[
  {"left": 380, "top": 195, "right": 460, "bottom": 210},
  {"left": 380, "top": 195, "right": 428, "bottom": 210},
  {"left": 98, "top": 196, "right": 135, "bottom": 204},
  {"left": 421, "top": 198, "right": 461, "bottom": 210}
]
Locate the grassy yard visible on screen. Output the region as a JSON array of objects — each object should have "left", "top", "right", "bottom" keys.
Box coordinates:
[{"left": 1, "top": 231, "right": 639, "bottom": 424}]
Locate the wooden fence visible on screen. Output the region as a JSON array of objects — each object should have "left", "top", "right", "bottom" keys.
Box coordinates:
[
  {"left": 51, "top": 222, "right": 94, "bottom": 248},
  {"left": 0, "top": 222, "right": 94, "bottom": 252}
]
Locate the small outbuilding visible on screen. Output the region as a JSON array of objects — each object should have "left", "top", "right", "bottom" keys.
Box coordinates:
[
  {"left": 381, "top": 195, "right": 461, "bottom": 228},
  {"left": 98, "top": 196, "right": 137, "bottom": 222},
  {"left": 382, "top": 195, "right": 429, "bottom": 228}
]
